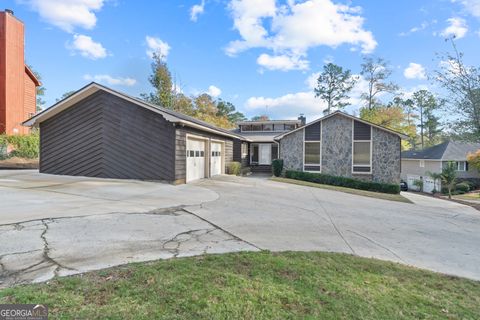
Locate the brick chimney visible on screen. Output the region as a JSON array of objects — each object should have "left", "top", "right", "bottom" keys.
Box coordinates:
[{"left": 0, "top": 9, "right": 39, "bottom": 135}]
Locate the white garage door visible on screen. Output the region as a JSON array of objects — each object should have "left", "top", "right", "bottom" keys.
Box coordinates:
[
  {"left": 423, "top": 177, "right": 441, "bottom": 193},
  {"left": 407, "top": 174, "right": 421, "bottom": 191},
  {"left": 186, "top": 138, "right": 205, "bottom": 183},
  {"left": 210, "top": 142, "right": 222, "bottom": 176}
]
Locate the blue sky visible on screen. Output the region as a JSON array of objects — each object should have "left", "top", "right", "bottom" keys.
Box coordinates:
[{"left": 5, "top": 0, "right": 480, "bottom": 120}]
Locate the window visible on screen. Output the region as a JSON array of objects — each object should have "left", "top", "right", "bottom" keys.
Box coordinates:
[
  {"left": 304, "top": 142, "right": 320, "bottom": 164},
  {"left": 271, "top": 144, "right": 278, "bottom": 161},
  {"left": 263, "top": 124, "right": 273, "bottom": 131},
  {"left": 251, "top": 124, "right": 262, "bottom": 131},
  {"left": 419, "top": 160, "right": 425, "bottom": 168},
  {"left": 241, "top": 143, "right": 248, "bottom": 156},
  {"left": 456, "top": 161, "right": 467, "bottom": 171},
  {"left": 352, "top": 121, "right": 371, "bottom": 173},
  {"left": 274, "top": 124, "right": 284, "bottom": 131},
  {"left": 284, "top": 124, "right": 296, "bottom": 131}
]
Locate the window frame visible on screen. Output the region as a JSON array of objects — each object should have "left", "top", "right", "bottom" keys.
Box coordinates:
[
  {"left": 303, "top": 125, "right": 322, "bottom": 173},
  {"left": 456, "top": 161, "right": 466, "bottom": 171},
  {"left": 352, "top": 121, "right": 372, "bottom": 174},
  {"left": 419, "top": 160, "right": 425, "bottom": 168}
]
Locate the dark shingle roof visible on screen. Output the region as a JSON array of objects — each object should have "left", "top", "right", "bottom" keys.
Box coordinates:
[{"left": 402, "top": 141, "right": 480, "bottom": 160}]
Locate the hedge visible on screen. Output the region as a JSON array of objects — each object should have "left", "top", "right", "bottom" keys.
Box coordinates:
[
  {"left": 0, "top": 133, "right": 40, "bottom": 159},
  {"left": 285, "top": 170, "right": 400, "bottom": 194}
]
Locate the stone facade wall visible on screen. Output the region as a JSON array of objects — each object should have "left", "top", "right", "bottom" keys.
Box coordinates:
[
  {"left": 279, "top": 128, "right": 303, "bottom": 171},
  {"left": 321, "top": 115, "right": 353, "bottom": 177},
  {"left": 372, "top": 127, "right": 401, "bottom": 184}
]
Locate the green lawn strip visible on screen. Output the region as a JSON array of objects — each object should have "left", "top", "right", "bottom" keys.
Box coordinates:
[
  {"left": 271, "top": 177, "right": 412, "bottom": 204},
  {"left": 1, "top": 252, "right": 478, "bottom": 319}
]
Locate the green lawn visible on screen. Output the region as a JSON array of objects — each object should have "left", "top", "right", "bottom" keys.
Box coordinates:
[
  {"left": 271, "top": 177, "right": 412, "bottom": 203},
  {"left": 1, "top": 252, "right": 478, "bottom": 319}
]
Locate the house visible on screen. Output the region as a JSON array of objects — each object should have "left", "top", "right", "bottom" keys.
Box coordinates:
[
  {"left": 23, "top": 82, "right": 249, "bottom": 184},
  {"left": 230, "top": 117, "right": 304, "bottom": 173},
  {"left": 274, "top": 111, "right": 406, "bottom": 185},
  {"left": 24, "top": 83, "right": 405, "bottom": 185},
  {"left": 0, "top": 9, "right": 41, "bottom": 135},
  {"left": 401, "top": 141, "right": 480, "bottom": 192}
]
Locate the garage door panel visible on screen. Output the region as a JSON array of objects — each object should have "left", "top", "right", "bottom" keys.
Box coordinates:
[{"left": 186, "top": 138, "right": 206, "bottom": 183}]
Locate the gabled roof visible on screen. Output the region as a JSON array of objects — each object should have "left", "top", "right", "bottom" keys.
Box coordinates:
[
  {"left": 402, "top": 141, "right": 480, "bottom": 161},
  {"left": 23, "top": 82, "right": 249, "bottom": 141},
  {"left": 274, "top": 110, "right": 409, "bottom": 140},
  {"left": 24, "top": 65, "right": 41, "bottom": 87}
]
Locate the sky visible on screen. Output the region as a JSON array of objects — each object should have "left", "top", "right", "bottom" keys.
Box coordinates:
[{"left": 4, "top": 0, "right": 480, "bottom": 121}]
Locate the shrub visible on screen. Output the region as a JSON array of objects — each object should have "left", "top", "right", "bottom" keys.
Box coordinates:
[
  {"left": 413, "top": 179, "right": 423, "bottom": 192},
  {"left": 285, "top": 170, "right": 400, "bottom": 194},
  {"left": 6, "top": 133, "right": 40, "bottom": 159},
  {"left": 227, "top": 162, "right": 242, "bottom": 176},
  {"left": 241, "top": 167, "right": 251, "bottom": 176},
  {"left": 455, "top": 182, "right": 470, "bottom": 193},
  {"left": 272, "top": 159, "right": 283, "bottom": 177}
]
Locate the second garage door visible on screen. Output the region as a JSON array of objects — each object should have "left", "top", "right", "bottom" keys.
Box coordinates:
[
  {"left": 186, "top": 138, "right": 206, "bottom": 182},
  {"left": 210, "top": 142, "right": 222, "bottom": 176}
]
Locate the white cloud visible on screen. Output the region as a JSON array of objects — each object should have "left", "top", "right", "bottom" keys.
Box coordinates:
[
  {"left": 244, "top": 72, "right": 369, "bottom": 119},
  {"left": 440, "top": 17, "right": 468, "bottom": 39},
  {"left": 190, "top": 0, "right": 205, "bottom": 22},
  {"left": 69, "top": 34, "right": 107, "bottom": 59},
  {"left": 454, "top": 0, "right": 480, "bottom": 17},
  {"left": 83, "top": 74, "right": 137, "bottom": 86},
  {"left": 226, "top": 0, "right": 376, "bottom": 71},
  {"left": 403, "top": 62, "right": 427, "bottom": 80},
  {"left": 22, "top": 0, "right": 105, "bottom": 33},
  {"left": 257, "top": 53, "right": 309, "bottom": 71},
  {"left": 146, "top": 36, "right": 171, "bottom": 59},
  {"left": 207, "top": 85, "right": 222, "bottom": 98},
  {"left": 399, "top": 21, "right": 432, "bottom": 36}
]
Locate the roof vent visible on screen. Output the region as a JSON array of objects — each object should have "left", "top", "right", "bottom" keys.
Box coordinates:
[{"left": 5, "top": 9, "right": 14, "bottom": 15}]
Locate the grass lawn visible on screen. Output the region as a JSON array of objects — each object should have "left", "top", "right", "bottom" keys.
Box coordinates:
[
  {"left": 1, "top": 252, "right": 478, "bottom": 319},
  {"left": 453, "top": 192, "right": 480, "bottom": 202},
  {"left": 271, "top": 177, "right": 412, "bottom": 204}
]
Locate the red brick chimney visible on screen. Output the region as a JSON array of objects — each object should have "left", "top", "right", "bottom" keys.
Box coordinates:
[{"left": 0, "top": 9, "right": 40, "bottom": 135}]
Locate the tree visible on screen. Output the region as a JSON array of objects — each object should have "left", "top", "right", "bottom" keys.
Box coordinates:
[
  {"left": 441, "top": 162, "right": 457, "bottom": 199},
  {"left": 314, "top": 63, "right": 356, "bottom": 115},
  {"left": 193, "top": 94, "right": 232, "bottom": 128},
  {"left": 216, "top": 99, "right": 246, "bottom": 123},
  {"left": 56, "top": 91, "right": 76, "bottom": 102},
  {"left": 393, "top": 96, "right": 418, "bottom": 148},
  {"left": 251, "top": 115, "right": 270, "bottom": 121},
  {"left": 360, "top": 56, "right": 399, "bottom": 110},
  {"left": 434, "top": 39, "right": 480, "bottom": 141},
  {"left": 141, "top": 53, "right": 173, "bottom": 108},
  {"left": 412, "top": 90, "right": 443, "bottom": 149},
  {"left": 29, "top": 66, "right": 46, "bottom": 111},
  {"left": 426, "top": 171, "right": 443, "bottom": 194},
  {"left": 360, "top": 105, "right": 416, "bottom": 149}
]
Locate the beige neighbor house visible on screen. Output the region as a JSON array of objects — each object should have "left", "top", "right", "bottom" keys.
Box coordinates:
[{"left": 401, "top": 141, "right": 480, "bottom": 193}]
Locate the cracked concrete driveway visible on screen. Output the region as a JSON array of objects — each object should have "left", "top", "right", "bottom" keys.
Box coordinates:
[{"left": 1, "top": 171, "right": 480, "bottom": 287}]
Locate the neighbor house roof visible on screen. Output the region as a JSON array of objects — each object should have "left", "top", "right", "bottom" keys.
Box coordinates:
[
  {"left": 23, "top": 82, "right": 249, "bottom": 141},
  {"left": 236, "top": 119, "right": 301, "bottom": 126},
  {"left": 273, "top": 110, "right": 409, "bottom": 140},
  {"left": 402, "top": 141, "right": 480, "bottom": 161}
]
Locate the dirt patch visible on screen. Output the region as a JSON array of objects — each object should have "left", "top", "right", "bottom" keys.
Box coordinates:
[{"left": 0, "top": 157, "right": 39, "bottom": 169}]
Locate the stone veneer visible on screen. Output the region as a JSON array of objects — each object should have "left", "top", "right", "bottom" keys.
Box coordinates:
[
  {"left": 372, "top": 127, "right": 401, "bottom": 184},
  {"left": 277, "top": 113, "right": 401, "bottom": 184},
  {"left": 279, "top": 128, "right": 303, "bottom": 171},
  {"left": 321, "top": 115, "right": 353, "bottom": 177}
]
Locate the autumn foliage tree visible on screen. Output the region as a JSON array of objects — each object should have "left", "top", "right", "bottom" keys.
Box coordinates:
[{"left": 467, "top": 149, "right": 480, "bottom": 172}]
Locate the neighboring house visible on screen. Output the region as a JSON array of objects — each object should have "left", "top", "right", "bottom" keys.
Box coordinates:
[
  {"left": 274, "top": 111, "right": 406, "bottom": 185},
  {"left": 401, "top": 141, "right": 480, "bottom": 193},
  {"left": 24, "top": 82, "right": 249, "bottom": 184},
  {"left": 0, "top": 9, "right": 41, "bottom": 135},
  {"left": 231, "top": 117, "right": 304, "bottom": 173}
]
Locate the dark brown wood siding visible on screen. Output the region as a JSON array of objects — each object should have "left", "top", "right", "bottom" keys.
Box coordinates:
[
  {"left": 175, "top": 126, "right": 234, "bottom": 182},
  {"left": 233, "top": 139, "right": 249, "bottom": 167},
  {"left": 39, "top": 91, "right": 176, "bottom": 181}
]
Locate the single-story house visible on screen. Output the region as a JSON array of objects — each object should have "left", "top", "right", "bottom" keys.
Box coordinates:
[
  {"left": 23, "top": 82, "right": 250, "bottom": 184},
  {"left": 24, "top": 83, "right": 406, "bottom": 185},
  {"left": 401, "top": 141, "right": 480, "bottom": 192},
  {"left": 273, "top": 111, "right": 407, "bottom": 184}
]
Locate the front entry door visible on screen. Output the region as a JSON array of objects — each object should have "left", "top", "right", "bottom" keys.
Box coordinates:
[{"left": 259, "top": 144, "right": 272, "bottom": 165}]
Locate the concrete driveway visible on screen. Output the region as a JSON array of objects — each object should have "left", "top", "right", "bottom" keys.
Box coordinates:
[
  {"left": 189, "top": 175, "right": 480, "bottom": 280},
  {"left": 1, "top": 171, "right": 479, "bottom": 287}
]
